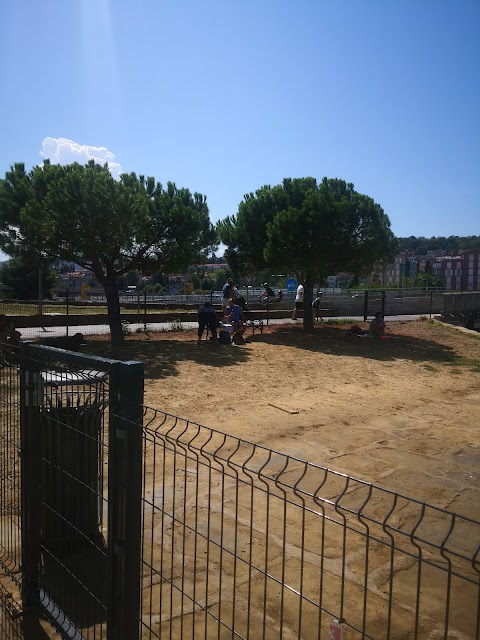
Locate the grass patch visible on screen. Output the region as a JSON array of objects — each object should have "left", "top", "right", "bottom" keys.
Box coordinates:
[
  {"left": 448, "top": 355, "right": 480, "bottom": 372},
  {"left": 423, "top": 364, "right": 437, "bottom": 372},
  {"left": 170, "top": 318, "right": 185, "bottom": 332}
]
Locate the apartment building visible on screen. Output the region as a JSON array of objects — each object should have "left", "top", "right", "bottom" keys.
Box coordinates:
[
  {"left": 461, "top": 248, "right": 480, "bottom": 291},
  {"left": 367, "top": 248, "right": 480, "bottom": 290},
  {"left": 431, "top": 257, "right": 463, "bottom": 290}
]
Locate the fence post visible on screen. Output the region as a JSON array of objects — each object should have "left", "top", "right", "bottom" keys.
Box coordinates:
[
  {"left": 107, "top": 360, "right": 144, "bottom": 640},
  {"left": 66, "top": 289, "right": 69, "bottom": 337},
  {"left": 429, "top": 291, "right": 433, "bottom": 319},
  {"left": 20, "top": 343, "right": 43, "bottom": 638},
  {"left": 363, "top": 290, "right": 369, "bottom": 322},
  {"left": 144, "top": 290, "right": 147, "bottom": 332},
  {"left": 38, "top": 266, "right": 43, "bottom": 316}
]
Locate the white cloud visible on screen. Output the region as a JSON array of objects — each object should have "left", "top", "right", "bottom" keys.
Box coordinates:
[{"left": 40, "top": 137, "right": 123, "bottom": 178}]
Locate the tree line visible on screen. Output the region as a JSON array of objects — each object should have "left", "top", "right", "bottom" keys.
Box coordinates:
[
  {"left": 397, "top": 236, "right": 480, "bottom": 256},
  {"left": 0, "top": 161, "right": 397, "bottom": 341}
]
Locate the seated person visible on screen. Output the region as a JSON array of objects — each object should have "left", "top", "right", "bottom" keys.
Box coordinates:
[
  {"left": 197, "top": 302, "right": 218, "bottom": 341},
  {"left": 0, "top": 314, "right": 21, "bottom": 345},
  {"left": 0, "top": 315, "right": 21, "bottom": 366},
  {"left": 259, "top": 283, "right": 276, "bottom": 304},
  {"left": 369, "top": 312, "right": 386, "bottom": 336},
  {"left": 275, "top": 290, "right": 284, "bottom": 303},
  {"left": 224, "top": 297, "right": 246, "bottom": 337}
]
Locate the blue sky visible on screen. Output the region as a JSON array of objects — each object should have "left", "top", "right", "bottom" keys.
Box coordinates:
[{"left": 1, "top": 0, "right": 479, "bottom": 262}]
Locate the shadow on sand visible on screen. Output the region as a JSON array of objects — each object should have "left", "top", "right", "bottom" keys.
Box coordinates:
[{"left": 81, "top": 323, "right": 465, "bottom": 382}]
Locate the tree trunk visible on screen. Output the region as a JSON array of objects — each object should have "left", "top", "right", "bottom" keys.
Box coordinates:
[
  {"left": 104, "top": 276, "right": 124, "bottom": 345},
  {"left": 302, "top": 275, "right": 315, "bottom": 333}
]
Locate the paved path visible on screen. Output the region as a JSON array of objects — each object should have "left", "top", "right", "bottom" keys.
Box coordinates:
[{"left": 19, "top": 314, "right": 429, "bottom": 340}]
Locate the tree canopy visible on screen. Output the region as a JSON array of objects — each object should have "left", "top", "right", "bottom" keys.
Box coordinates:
[
  {"left": 218, "top": 177, "right": 397, "bottom": 332},
  {"left": 0, "top": 256, "right": 56, "bottom": 300},
  {"left": 0, "top": 160, "right": 216, "bottom": 343},
  {"left": 397, "top": 235, "right": 480, "bottom": 256}
]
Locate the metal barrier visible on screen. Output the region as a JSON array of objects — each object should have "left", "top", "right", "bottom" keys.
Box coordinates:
[
  {"left": 0, "top": 580, "right": 23, "bottom": 640},
  {"left": 442, "top": 292, "right": 480, "bottom": 317},
  {"left": 0, "top": 350, "right": 22, "bottom": 589},
  {"left": 140, "top": 407, "right": 480, "bottom": 640},
  {"left": 0, "top": 343, "right": 144, "bottom": 640},
  {"left": 0, "top": 289, "right": 449, "bottom": 341}
]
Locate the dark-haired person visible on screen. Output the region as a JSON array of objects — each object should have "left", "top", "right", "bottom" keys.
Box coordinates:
[
  {"left": 259, "top": 283, "right": 276, "bottom": 304},
  {"left": 221, "top": 278, "right": 235, "bottom": 312},
  {"left": 197, "top": 301, "right": 218, "bottom": 342},
  {"left": 369, "top": 312, "right": 386, "bottom": 336}
]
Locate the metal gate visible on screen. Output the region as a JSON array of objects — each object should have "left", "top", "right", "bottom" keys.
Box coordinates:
[{"left": 1, "top": 342, "right": 144, "bottom": 640}]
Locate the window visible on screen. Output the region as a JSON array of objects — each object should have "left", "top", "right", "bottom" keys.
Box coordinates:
[
  {"left": 468, "top": 283, "right": 473, "bottom": 290},
  {"left": 447, "top": 262, "right": 452, "bottom": 269}
]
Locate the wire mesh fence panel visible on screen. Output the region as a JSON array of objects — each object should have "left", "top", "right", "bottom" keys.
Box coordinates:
[
  {"left": 139, "top": 408, "right": 480, "bottom": 640},
  {"left": 0, "top": 344, "right": 22, "bottom": 587},
  {"left": 19, "top": 345, "right": 116, "bottom": 640},
  {"left": 0, "top": 290, "right": 454, "bottom": 344},
  {"left": 39, "top": 368, "right": 110, "bottom": 639},
  {"left": 0, "top": 579, "right": 24, "bottom": 640},
  {"left": 0, "top": 342, "right": 144, "bottom": 640}
]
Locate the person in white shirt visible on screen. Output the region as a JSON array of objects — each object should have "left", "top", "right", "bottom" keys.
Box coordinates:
[{"left": 292, "top": 283, "right": 304, "bottom": 320}]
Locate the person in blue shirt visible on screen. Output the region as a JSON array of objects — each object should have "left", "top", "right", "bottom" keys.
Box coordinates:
[{"left": 224, "top": 297, "right": 246, "bottom": 339}]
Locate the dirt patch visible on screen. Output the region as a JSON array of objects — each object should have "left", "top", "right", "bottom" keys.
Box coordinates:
[{"left": 86, "top": 320, "right": 480, "bottom": 519}]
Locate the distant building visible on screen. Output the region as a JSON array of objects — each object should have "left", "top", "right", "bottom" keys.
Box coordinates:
[
  {"left": 432, "top": 257, "right": 463, "bottom": 290},
  {"left": 194, "top": 263, "right": 228, "bottom": 272},
  {"left": 460, "top": 248, "right": 480, "bottom": 291},
  {"left": 326, "top": 273, "right": 351, "bottom": 288}
]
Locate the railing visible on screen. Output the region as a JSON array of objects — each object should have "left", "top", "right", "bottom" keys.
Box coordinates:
[
  {"left": 0, "top": 289, "right": 451, "bottom": 343},
  {"left": 0, "top": 346, "right": 21, "bottom": 589},
  {"left": 0, "top": 581, "right": 23, "bottom": 640},
  {"left": 139, "top": 407, "right": 480, "bottom": 640}
]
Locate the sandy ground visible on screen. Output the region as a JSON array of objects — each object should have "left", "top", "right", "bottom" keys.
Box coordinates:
[
  {"left": 83, "top": 320, "right": 480, "bottom": 639},
  {"left": 92, "top": 319, "right": 480, "bottom": 520},
  {"left": 2, "top": 320, "right": 478, "bottom": 639}
]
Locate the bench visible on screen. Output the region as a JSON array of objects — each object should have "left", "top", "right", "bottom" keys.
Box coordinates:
[{"left": 245, "top": 319, "right": 264, "bottom": 335}]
